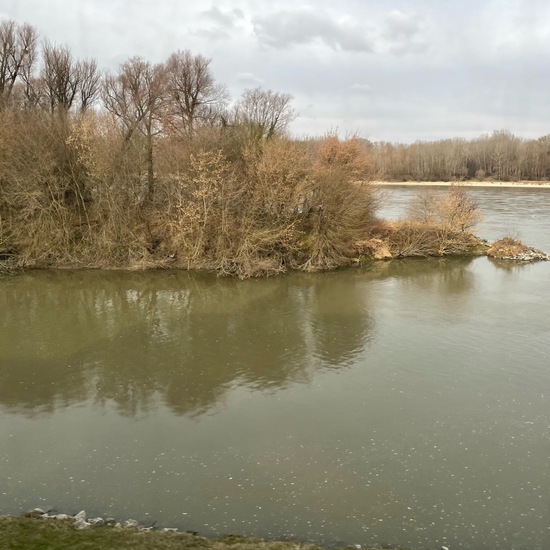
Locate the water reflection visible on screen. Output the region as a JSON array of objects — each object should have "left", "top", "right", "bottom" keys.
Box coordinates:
[
  {"left": 487, "top": 258, "right": 532, "bottom": 272},
  {"left": 0, "top": 270, "right": 371, "bottom": 417},
  {"left": 0, "top": 259, "right": 476, "bottom": 418},
  {"left": 2, "top": 252, "right": 549, "bottom": 550}
]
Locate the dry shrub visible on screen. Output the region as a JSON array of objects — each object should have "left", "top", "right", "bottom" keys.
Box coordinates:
[
  {"left": 1, "top": 111, "right": 381, "bottom": 276},
  {"left": 299, "top": 135, "right": 379, "bottom": 271},
  {"left": 316, "top": 134, "right": 373, "bottom": 180},
  {"left": 158, "top": 138, "right": 311, "bottom": 277},
  {"left": 385, "top": 221, "right": 484, "bottom": 258},
  {"left": 359, "top": 185, "right": 485, "bottom": 259},
  {"left": 0, "top": 215, "right": 16, "bottom": 274},
  {"left": 62, "top": 113, "right": 153, "bottom": 267},
  {"left": 408, "top": 185, "right": 482, "bottom": 233},
  {"left": 152, "top": 135, "right": 381, "bottom": 277},
  {"left": 163, "top": 149, "right": 239, "bottom": 267},
  {"left": 0, "top": 110, "right": 83, "bottom": 266}
]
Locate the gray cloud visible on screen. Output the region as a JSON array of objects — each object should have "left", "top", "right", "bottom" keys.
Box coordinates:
[
  {"left": 235, "top": 72, "right": 265, "bottom": 87},
  {"left": 381, "top": 10, "right": 428, "bottom": 54},
  {"left": 0, "top": 0, "right": 548, "bottom": 142},
  {"left": 194, "top": 7, "right": 247, "bottom": 42},
  {"left": 201, "top": 6, "right": 244, "bottom": 27},
  {"left": 253, "top": 8, "right": 375, "bottom": 52},
  {"left": 252, "top": 7, "right": 431, "bottom": 55},
  {"left": 350, "top": 83, "right": 373, "bottom": 95}
]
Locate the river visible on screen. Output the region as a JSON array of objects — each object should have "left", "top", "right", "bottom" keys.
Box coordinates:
[{"left": 1, "top": 186, "right": 549, "bottom": 549}]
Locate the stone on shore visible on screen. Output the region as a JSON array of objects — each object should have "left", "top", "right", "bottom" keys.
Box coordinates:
[
  {"left": 124, "top": 519, "right": 140, "bottom": 528},
  {"left": 74, "top": 518, "right": 91, "bottom": 530}
]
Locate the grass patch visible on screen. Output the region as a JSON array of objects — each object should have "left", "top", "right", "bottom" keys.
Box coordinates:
[{"left": 0, "top": 516, "right": 409, "bottom": 550}]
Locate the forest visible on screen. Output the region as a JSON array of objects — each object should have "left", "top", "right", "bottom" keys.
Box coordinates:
[
  {"left": 0, "top": 19, "right": 521, "bottom": 277},
  {"left": 369, "top": 131, "right": 550, "bottom": 182}
]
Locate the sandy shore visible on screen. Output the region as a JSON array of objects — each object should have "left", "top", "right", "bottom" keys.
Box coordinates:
[{"left": 374, "top": 180, "right": 550, "bottom": 189}]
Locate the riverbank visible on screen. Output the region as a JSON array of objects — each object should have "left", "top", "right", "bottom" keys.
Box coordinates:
[
  {"left": 374, "top": 180, "right": 550, "bottom": 188},
  {"left": 0, "top": 514, "right": 408, "bottom": 550}
]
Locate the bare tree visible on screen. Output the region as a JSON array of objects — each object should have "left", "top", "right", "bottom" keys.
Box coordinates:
[
  {"left": 0, "top": 20, "right": 38, "bottom": 108},
  {"left": 233, "top": 87, "right": 296, "bottom": 140},
  {"left": 41, "top": 41, "right": 80, "bottom": 114},
  {"left": 77, "top": 58, "right": 101, "bottom": 113},
  {"left": 102, "top": 56, "right": 167, "bottom": 199},
  {"left": 165, "top": 50, "right": 228, "bottom": 137}
]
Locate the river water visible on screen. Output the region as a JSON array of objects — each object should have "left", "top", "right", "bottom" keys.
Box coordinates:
[{"left": 1, "top": 187, "right": 549, "bottom": 549}]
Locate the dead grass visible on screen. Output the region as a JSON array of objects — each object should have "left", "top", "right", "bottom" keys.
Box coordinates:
[
  {"left": 355, "top": 216, "right": 487, "bottom": 261},
  {"left": 486, "top": 237, "right": 549, "bottom": 261},
  {"left": 487, "top": 237, "right": 528, "bottom": 258}
]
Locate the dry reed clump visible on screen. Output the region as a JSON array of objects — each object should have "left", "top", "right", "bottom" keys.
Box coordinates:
[{"left": 353, "top": 237, "right": 392, "bottom": 260}]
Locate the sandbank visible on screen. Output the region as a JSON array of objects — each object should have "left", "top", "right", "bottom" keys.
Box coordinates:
[{"left": 374, "top": 180, "right": 550, "bottom": 189}]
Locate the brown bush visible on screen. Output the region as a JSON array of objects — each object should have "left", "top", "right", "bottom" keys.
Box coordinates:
[
  {"left": 407, "top": 185, "right": 483, "bottom": 233},
  {"left": 385, "top": 221, "right": 483, "bottom": 257},
  {"left": 298, "top": 135, "right": 379, "bottom": 270},
  {"left": 1, "top": 110, "right": 383, "bottom": 276}
]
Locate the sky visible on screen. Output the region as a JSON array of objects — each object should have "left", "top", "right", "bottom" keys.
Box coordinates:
[{"left": 1, "top": 0, "right": 550, "bottom": 143}]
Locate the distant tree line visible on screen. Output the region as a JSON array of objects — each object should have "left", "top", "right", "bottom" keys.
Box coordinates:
[{"left": 368, "top": 130, "right": 550, "bottom": 182}]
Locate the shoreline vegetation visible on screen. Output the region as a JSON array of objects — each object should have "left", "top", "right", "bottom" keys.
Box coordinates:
[
  {"left": 0, "top": 512, "right": 410, "bottom": 550},
  {"left": 1, "top": 19, "right": 550, "bottom": 277}
]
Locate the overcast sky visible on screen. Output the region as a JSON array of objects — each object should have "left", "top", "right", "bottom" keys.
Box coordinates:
[{"left": 1, "top": 0, "right": 549, "bottom": 142}]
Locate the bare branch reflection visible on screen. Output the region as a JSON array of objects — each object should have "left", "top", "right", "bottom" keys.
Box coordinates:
[{"left": 0, "top": 260, "right": 475, "bottom": 417}]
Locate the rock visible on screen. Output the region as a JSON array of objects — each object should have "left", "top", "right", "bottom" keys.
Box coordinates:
[
  {"left": 88, "top": 517, "right": 105, "bottom": 526},
  {"left": 53, "top": 514, "right": 71, "bottom": 520},
  {"left": 124, "top": 519, "right": 140, "bottom": 528},
  {"left": 105, "top": 517, "right": 117, "bottom": 525},
  {"left": 73, "top": 518, "right": 91, "bottom": 530},
  {"left": 26, "top": 508, "right": 45, "bottom": 518},
  {"left": 162, "top": 527, "right": 178, "bottom": 533},
  {"left": 73, "top": 510, "right": 87, "bottom": 521}
]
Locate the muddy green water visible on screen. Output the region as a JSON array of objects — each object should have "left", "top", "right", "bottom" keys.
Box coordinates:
[{"left": 1, "top": 188, "right": 549, "bottom": 549}]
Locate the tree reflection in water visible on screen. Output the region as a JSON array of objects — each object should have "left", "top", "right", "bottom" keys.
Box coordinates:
[{"left": 0, "top": 259, "right": 475, "bottom": 418}]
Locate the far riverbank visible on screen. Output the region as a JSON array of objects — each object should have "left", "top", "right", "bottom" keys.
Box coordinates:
[{"left": 374, "top": 180, "right": 550, "bottom": 188}]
